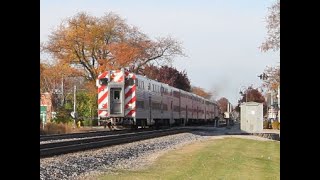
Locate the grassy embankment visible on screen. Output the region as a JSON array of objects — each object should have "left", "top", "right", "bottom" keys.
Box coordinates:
[{"left": 98, "top": 137, "right": 280, "bottom": 180}]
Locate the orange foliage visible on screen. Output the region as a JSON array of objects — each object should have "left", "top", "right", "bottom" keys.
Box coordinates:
[
  {"left": 42, "top": 12, "right": 184, "bottom": 81},
  {"left": 40, "top": 61, "right": 83, "bottom": 93},
  {"left": 191, "top": 86, "right": 212, "bottom": 99},
  {"left": 217, "top": 97, "right": 229, "bottom": 113},
  {"left": 108, "top": 42, "right": 141, "bottom": 68}
]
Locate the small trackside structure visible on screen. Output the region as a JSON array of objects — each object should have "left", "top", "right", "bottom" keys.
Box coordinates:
[{"left": 240, "top": 102, "right": 263, "bottom": 133}]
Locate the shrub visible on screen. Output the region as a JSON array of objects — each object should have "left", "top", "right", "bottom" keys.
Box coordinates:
[
  {"left": 43, "top": 122, "right": 73, "bottom": 135},
  {"left": 272, "top": 120, "right": 280, "bottom": 130},
  {"left": 82, "top": 119, "right": 92, "bottom": 126}
]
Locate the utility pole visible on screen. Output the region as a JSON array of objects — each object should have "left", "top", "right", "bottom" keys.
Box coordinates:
[
  {"left": 61, "top": 76, "right": 64, "bottom": 106},
  {"left": 270, "top": 90, "right": 273, "bottom": 107},
  {"left": 73, "top": 85, "right": 76, "bottom": 128},
  {"left": 245, "top": 91, "right": 247, "bottom": 102}
]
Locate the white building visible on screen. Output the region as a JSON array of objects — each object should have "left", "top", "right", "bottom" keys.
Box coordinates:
[{"left": 240, "top": 102, "right": 263, "bottom": 133}]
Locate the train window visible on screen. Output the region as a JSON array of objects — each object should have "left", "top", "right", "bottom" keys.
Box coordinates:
[
  {"left": 152, "top": 102, "right": 161, "bottom": 110},
  {"left": 114, "top": 90, "right": 120, "bottom": 100},
  {"left": 142, "top": 81, "right": 144, "bottom": 89},
  {"left": 173, "top": 91, "right": 180, "bottom": 98},
  {"left": 137, "top": 101, "right": 144, "bottom": 109},
  {"left": 148, "top": 83, "right": 151, "bottom": 90},
  {"left": 162, "top": 104, "right": 168, "bottom": 111},
  {"left": 173, "top": 106, "right": 180, "bottom": 112},
  {"left": 99, "top": 78, "right": 108, "bottom": 85},
  {"left": 126, "top": 78, "right": 134, "bottom": 86}
]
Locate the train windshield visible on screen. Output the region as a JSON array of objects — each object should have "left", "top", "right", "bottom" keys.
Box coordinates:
[{"left": 99, "top": 78, "right": 108, "bottom": 85}]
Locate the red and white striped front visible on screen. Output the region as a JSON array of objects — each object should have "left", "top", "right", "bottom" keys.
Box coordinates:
[
  {"left": 97, "top": 71, "right": 109, "bottom": 118},
  {"left": 110, "top": 70, "right": 125, "bottom": 83},
  {"left": 97, "top": 70, "right": 136, "bottom": 119},
  {"left": 124, "top": 72, "right": 136, "bottom": 118}
]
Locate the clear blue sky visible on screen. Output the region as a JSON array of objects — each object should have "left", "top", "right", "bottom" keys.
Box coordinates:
[{"left": 40, "top": 0, "right": 279, "bottom": 105}]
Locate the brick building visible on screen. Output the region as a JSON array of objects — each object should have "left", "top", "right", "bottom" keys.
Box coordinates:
[{"left": 40, "top": 92, "right": 53, "bottom": 122}]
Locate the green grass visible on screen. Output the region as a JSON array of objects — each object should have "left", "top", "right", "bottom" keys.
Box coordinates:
[{"left": 98, "top": 137, "right": 280, "bottom": 180}]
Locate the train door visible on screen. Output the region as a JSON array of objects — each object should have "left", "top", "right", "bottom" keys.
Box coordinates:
[
  {"left": 110, "top": 88, "right": 122, "bottom": 115},
  {"left": 205, "top": 107, "right": 206, "bottom": 121},
  {"left": 149, "top": 96, "right": 152, "bottom": 124},
  {"left": 185, "top": 105, "right": 188, "bottom": 126},
  {"left": 197, "top": 106, "right": 199, "bottom": 120},
  {"left": 170, "top": 101, "right": 173, "bottom": 124}
]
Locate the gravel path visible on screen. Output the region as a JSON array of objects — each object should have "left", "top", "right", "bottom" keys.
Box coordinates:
[{"left": 40, "top": 127, "right": 278, "bottom": 180}]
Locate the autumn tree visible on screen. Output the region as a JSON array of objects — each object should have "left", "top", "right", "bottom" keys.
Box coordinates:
[
  {"left": 259, "top": 0, "right": 280, "bottom": 96},
  {"left": 40, "top": 62, "right": 81, "bottom": 92},
  {"left": 40, "top": 60, "right": 87, "bottom": 111},
  {"left": 191, "top": 86, "right": 212, "bottom": 99},
  {"left": 237, "top": 86, "right": 267, "bottom": 115},
  {"left": 141, "top": 64, "right": 160, "bottom": 81},
  {"left": 260, "top": 0, "right": 280, "bottom": 52},
  {"left": 142, "top": 65, "right": 191, "bottom": 92},
  {"left": 259, "top": 65, "right": 280, "bottom": 91},
  {"left": 217, "top": 97, "right": 229, "bottom": 113},
  {"left": 238, "top": 86, "right": 265, "bottom": 104},
  {"left": 42, "top": 12, "right": 185, "bottom": 81}
]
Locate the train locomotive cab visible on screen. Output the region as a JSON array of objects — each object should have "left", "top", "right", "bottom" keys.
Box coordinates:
[{"left": 97, "top": 69, "right": 133, "bottom": 129}]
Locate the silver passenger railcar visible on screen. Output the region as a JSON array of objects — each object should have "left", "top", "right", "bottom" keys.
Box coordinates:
[{"left": 96, "top": 69, "right": 220, "bottom": 128}]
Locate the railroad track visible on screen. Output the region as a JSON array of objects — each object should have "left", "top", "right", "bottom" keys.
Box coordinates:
[
  {"left": 40, "top": 128, "right": 154, "bottom": 141},
  {"left": 40, "top": 128, "right": 190, "bottom": 158}
]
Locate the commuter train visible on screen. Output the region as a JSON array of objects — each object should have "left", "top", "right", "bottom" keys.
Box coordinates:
[{"left": 96, "top": 69, "right": 220, "bottom": 128}]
